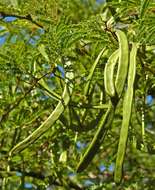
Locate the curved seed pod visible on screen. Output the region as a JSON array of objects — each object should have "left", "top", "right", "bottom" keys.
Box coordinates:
[
  {"left": 76, "top": 102, "right": 115, "bottom": 172},
  {"left": 114, "top": 43, "right": 138, "bottom": 183},
  {"left": 38, "top": 79, "right": 61, "bottom": 101},
  {"left": 82, "top": 48, "right": 107, "bottom": 123},
  {"left": 104, "top": 49, "right": 119, "bottom": 97},
  {"left": 84, "top": 48, "right": 106, "bottom": 96},
  {"left": 33, "top": 60, "right": 61, "bottom": 101},
  {"left": 115, "top": 30, "right": 129, "bottom": 97},
  {"left": 9, "top": 61, "right": 74, "bottom": 156}
]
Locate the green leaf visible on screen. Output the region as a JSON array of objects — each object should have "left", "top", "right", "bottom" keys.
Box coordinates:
[
  {"left": 10, "top": 0, "right": 18, "bottom": 8},
  {"left": 140, "top": 0, "right": 150, "bottom": 19},
  {"left": 38, "top": 44, "right": 50, "bottom": 62},
  {"left": 59, "top": 151, "right": 67, "bottom": 163}
]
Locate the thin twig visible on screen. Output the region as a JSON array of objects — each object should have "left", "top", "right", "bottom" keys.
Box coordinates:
[
  {"left": 0, "top": 72, "right": 51, "bottom": 124},
  {"left": 0, "top": 12, "right": 44, "bottom": 29}
]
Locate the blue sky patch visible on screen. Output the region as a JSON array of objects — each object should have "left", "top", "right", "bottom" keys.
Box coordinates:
[
  {"left": 99, "top": 164, "right": 106, "bottom": 172},
  {"left": 24, "top": 183, "right": 33, "bottom": 189},
  {"left": 146, "top": 95, "right": 153, "bottom": 105},
  {"left": 0, "top": 35, "right": 6, "bottom": 45},
  {"left": 76, "top": 141, "right": 86, "bottom": 150},
  {"left": 4, "top": 16, "right": 17, "bottom": 22},
  {"left": 16, "top": 171, "right": 22, "bottom": 177},
  {"left": 84, "top": 180, "right": 94, "bottom": 186}
]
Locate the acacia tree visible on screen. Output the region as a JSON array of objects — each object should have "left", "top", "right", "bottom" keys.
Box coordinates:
[{"left": 0, "top": 0, "right": 155, "bottom": 189}]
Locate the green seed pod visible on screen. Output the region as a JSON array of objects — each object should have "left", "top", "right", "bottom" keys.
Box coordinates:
[
  {"left": 115, "top": 30, "right": 129, "bottom": 97},
  {"left": 114, "top": 43, "right": 138, "bottom": 184},
  {"left": 9, "top": 61, "right": 74, "bottom": 156},
  {"left": 104, "top": 49, "right": 119, "bottom": 97}
]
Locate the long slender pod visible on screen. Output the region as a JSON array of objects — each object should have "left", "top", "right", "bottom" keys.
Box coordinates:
[
  {"left": 115, "top": 30, "right": 129, "bottom": 97},
  {"left": 76, "top": 30, "right": 129, "bottom": 173},
  {"left": 38, "top": 79, "right": 61, "bottom": 101},
  {"left": 104, "top": 49, "right": 119, "bottom": 97},
  {"left": 9, "top": 61, "right": 74, "bottom": 156},
  {"left": 114, "top": 43, "right": 138, "bottom": 183},
  {"left": 34, "top": 60, "right": 61, "bottom": 101},
  {"left": 77, "top": 102, "right": 115, "bottom": 172},
  {"left": 84, "top": 48, "right": 106, "bottom": 96},
  {"left": 81, "top": 48, "right": 107, "bottom": 123}
]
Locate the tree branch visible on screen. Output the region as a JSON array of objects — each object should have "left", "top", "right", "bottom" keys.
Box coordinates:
[
  {"left": 0, "top": 72, "right": 51, "bottom": 125},
  {"left": 0, "top": 11, "right": 44, "bottom": 29}
]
